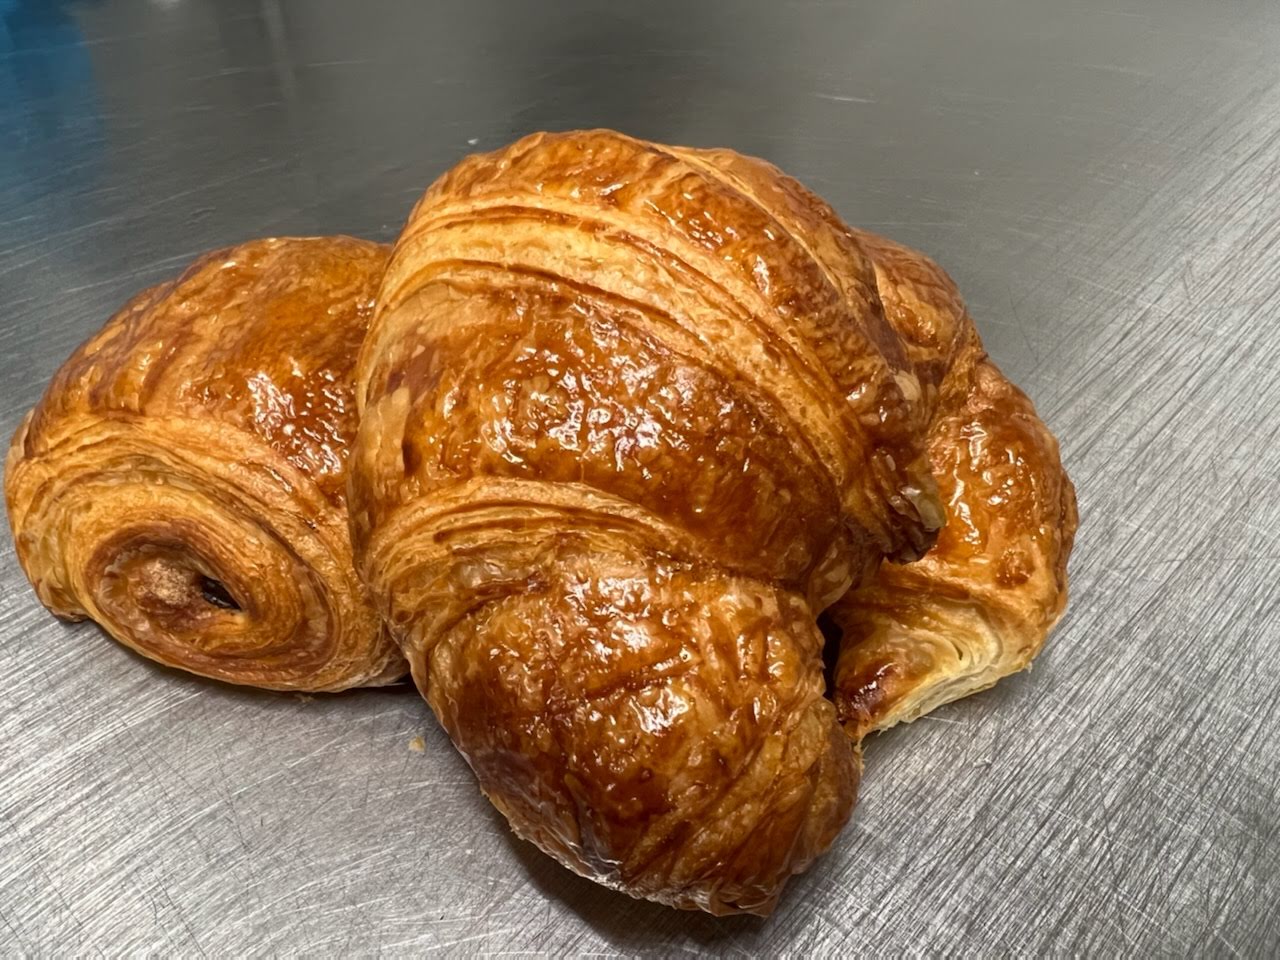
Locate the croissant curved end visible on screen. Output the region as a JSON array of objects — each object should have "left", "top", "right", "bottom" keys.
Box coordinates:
[
  {"left": 830, "top": 262, "right": 1079, "bottom": 739},
  {"left": 421, "top": 546, "right": 858, "bottom": 916}
]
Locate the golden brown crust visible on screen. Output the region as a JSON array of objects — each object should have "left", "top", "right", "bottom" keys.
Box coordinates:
[
  {"left": 830, "top": 238, "right": 1078, "bottom": 738},
  {"left": 5, "top": 236, "right": 404, "bottom": 691}
]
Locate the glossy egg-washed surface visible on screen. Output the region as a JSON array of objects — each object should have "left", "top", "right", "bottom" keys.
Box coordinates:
[
  {"left": 351, "top": 130, "right": 1075, "bottom": 915},
  {"left": 827, "top": 236, "right": 1077, "bottom": 737},
  {"left": 5, "top": 236, "right": 403, "bottom": 692},
  {"left": 829, "top": 330, "right": 1080, "bottom": 737}
]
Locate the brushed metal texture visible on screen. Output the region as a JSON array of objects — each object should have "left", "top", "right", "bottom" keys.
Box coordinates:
[{"left": 1, "top": 0, "right": 1277, "bottom": 955}]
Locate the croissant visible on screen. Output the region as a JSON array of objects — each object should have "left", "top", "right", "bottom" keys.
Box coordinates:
[
  {"left": 349, "top": 130, "right": 1073, "bottom": 915},
  {"left": 5, "top": 236, "right": 403, "bottom": 692},
  {"left": 827, "top": 232, "right": 1078, "bottom": 737}
]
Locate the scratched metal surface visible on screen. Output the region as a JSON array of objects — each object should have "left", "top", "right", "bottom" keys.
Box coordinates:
[{"left": 1, "top": 0, "right": 1278, "bottom": 955}]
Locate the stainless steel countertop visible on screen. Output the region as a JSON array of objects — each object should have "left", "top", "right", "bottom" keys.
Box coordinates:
[{"left": 2, "top": 0, "right": 1278, "bottom": 955}]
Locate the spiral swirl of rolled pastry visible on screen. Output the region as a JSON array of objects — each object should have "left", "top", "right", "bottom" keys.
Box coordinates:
[
  {"left": 828, "top": 232, "right": 1078, "bottom": 737},
  {"left": 5, "top": 236, "right": 403, "bottom": 692},
  {"left": 351, "top": 130, "right": 953, "bottom": 915}
]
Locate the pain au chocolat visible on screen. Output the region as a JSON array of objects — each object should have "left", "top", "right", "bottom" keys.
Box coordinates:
[{"left": 6, "top": 236, "right": 403, "bottom": 691}]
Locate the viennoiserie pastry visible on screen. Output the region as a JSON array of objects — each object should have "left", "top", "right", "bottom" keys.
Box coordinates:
[
  {"left": 5, "top": 236, "right": 404, "bottom": 691},
  {"left": 348, "top": 130, "right": 1076, "bottom": 914}
]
